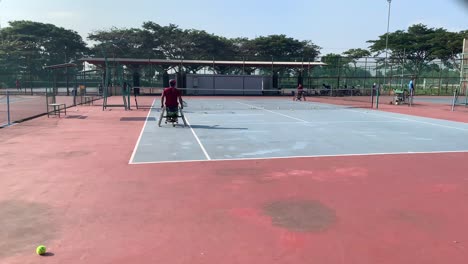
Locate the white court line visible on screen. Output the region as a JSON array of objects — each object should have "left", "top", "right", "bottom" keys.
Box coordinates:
[
  {"left": 193, "top": 120, "right": 406, "bottom": 125},
  {"left": 190, "top": 113, "right": 266, "bottom": 116},
  {"left": 236, "top": 102, "right": 309, "bottom": 123},
  {"left": 128, "top": 98, "right": 156, "bottom": 164},
  {"left": 184, "top": 115, "right": 212, "bottom": 161},
  {"left": 348, "top": 109, "right": 468, "bottom": 132},
  {"left": 129, "top": 149, "right": 468, "bottom": 165}
]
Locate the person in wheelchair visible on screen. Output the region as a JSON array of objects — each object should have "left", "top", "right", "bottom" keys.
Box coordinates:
[
  {"left": 161, "top": 79, "right": 183, "bottom": 123},
  {"left": 294, "top": 84, "right": 306, "bottom": 101}
]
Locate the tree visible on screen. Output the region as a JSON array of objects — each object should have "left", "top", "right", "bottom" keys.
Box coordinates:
[
  {"left": 141, "top": 22, "right": 193, "bottom": 60},
  {"left": 431, "top": 30, "right": 467, "bottom": 70},
  {"left": 367, "top": 24, "right": 467, "bottom": 76},
  {"left": 181, "top": 29, "right": 237, "bottom": 73},
  {"left": 248, "top": 34, "right": 320, "bottom": 61},
  {"left": 342, "top": 48, "right": 371, "bottom": 72},
  {"left": 0, "top": 20, "right": 88, "bottom": 87},
  {"left": 321, "top": 53, "right": 352, "bottom": 75},
  {"left": 89, "top": 28, "right": 138, "bottom": 57}
]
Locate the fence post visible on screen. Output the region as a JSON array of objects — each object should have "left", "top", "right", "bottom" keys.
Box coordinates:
[
  {"left": 364, "top": 57, "right": 368, "bottom": 90},
  {"left": 6, "top": 90, "right": 11, "bottom": 126},
  {"left": 452, "top": 90, "right": 457, "bottom": 112}
]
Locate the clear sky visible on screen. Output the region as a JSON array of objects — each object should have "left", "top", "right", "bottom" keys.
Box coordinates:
[{"left": 0, "top": 0, "right": 467, "bottom": 55}]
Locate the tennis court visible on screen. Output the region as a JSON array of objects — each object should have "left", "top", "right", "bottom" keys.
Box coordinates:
[
  {"left": 2, "top": 95, "right": 468, "bottom": 264},
  {"left": 0, "top": 94, "right": 79, "bottom": 127},
  {"left": 131, "top": 97, "right": 468, "bottom": 164},
  {"left": 0, "top": 95, "right": 47, "bottom": 127}
]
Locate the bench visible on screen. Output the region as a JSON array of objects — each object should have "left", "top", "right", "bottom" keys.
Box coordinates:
[{"left": 48, "top": 103, "right": 67, "bottom": 118}]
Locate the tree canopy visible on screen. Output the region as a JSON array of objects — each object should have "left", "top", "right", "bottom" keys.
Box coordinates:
[
  {"left": 367, "top": 24, "right": 467, "bottom": 75},
  {"left": 0, "top": 19, "right": 466, "bottom": 88},
  {"left": 86, "top": 23, "right": 321, "bottom": 62},
  {"left": 0, "top": 20, "right": 88, "bottom": 83}
]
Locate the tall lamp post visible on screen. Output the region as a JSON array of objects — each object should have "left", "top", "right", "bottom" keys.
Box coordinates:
[
  {"left": 379, "top": 0, "right": 392, "bottom": 109},
  {"left": 0, "top": 0, "right": 3, "bottom": 45},
  {"left": 384, "top": 0, "right": 392, "bottom": 86},
  {"left": 0, "top": 0, "right": 2, "bottom": 30}
]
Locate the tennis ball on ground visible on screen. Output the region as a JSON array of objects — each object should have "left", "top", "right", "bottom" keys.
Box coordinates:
[{"left": 36, "top": 245, "right": 47, "bottom": 255}]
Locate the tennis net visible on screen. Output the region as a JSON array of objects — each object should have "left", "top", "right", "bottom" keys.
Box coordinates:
[
  {"left": 452, "top": 90, "right": 468, "bottom": 111},
  {"left": 131, "top": 87, "right": 375, "bottom": 110}
]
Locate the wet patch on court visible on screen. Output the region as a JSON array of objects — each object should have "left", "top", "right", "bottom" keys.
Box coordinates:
[
  {"left": 391, "top": 209, "right": 441, "bottom": 230},
  {"left": 57, "top": 150, "right": 92, "bottom": 158},
  {"left": 263, "top": 200, "right": 337, "bottom": 232},
  {"left": 216, "top": 167, "right": 266, "bottom": 177}
]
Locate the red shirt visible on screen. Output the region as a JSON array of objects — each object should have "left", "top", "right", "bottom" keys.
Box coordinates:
[{"left": 163, "top": 87, "right": 181, "bottom": 107}]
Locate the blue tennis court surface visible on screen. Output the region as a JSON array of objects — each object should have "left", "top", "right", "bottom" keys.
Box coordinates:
[{"left": 129, "top": 98, "right": 468, "bottom": 164}]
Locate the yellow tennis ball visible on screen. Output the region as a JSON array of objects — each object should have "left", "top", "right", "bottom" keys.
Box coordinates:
[{"left": 36, "top": 245, "right": 46, "bottom": 255}]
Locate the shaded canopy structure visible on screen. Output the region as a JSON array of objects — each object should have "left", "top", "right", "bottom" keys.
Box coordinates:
[
  {"left": 78, "top": 57, "right": 327, "bottom": 68},
  {"left": 78, "top": 57, "right": 327, "bottom": 93}
]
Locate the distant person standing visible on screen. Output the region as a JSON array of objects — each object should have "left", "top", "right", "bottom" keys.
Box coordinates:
[
  {"left": 408, "top": 78, "right": 415, "bottom": 96},
  {"left": 407, "top": 77, "right": 415, "bottom": 104},
  {"left": 16, "top": 79, "right": 21, "bottom": 92}
]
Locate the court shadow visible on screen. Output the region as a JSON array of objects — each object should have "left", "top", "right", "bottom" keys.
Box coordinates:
[
  {"left": 120, "top": 117, "right": 156, "bottom": 122},
  {"left": 65, "top": 115, "right": 88, "bottom": 119},
  {"left": 41, "top": 252, "right": 55, "bottom": 257},
  {"left": 189, "top": 125, "right": 247, "bottom": 130}
]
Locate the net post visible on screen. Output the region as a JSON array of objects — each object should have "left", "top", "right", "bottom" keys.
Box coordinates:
[
  {"left": 452, "top": 90, "right": 457, "bottom": 112},
  {"left": 364, "top": 57, "right": 368, "bottom": 94},
  {"left": 375, "top": 84, "right": 380, "bottom": 109},
  {"left": 242, "top": 75, "right": 245, "bottom": 96},
  {"left": 409, "top": 89, "right": 413, "bottom": 107},
  {"left": 6, "top": 90, "right": 11, "bottom": 126}
]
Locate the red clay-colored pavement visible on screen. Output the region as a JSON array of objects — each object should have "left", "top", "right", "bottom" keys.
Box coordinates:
[{"left": 1, "top": 97, "right": 468, "bottom": 264}]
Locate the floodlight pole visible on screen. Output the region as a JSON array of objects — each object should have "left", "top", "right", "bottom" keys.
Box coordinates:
[
  {"left": 0, "top": 0, "right": 2, "bottom": 30},
  {"left": 0, "top": 0, "right": 3, "bottom": 46},
  {"left": 384, "top": 0, "right": 391, "bottom": 86},
  {"left": 380, "top": 0, "right": 392, "bottom": 109}
]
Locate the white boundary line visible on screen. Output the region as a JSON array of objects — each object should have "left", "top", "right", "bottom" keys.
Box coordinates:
[
  {"left": 129, "top": 149, "right": 468, "bottom": 165},
  {"left": 184, "top": 115, "right": 212, "bottom": 160},
  {"left": 349, "top": 109, "right": 468, "bottom": 132},
  {"left": 236, "top": 102, "right": 309, "bottom": 123},
  {"left": 128, "top": 98, "right": 156, "bottom": 164},
  {"left": 193, "top": 120, "right": 406, "bottom": 125}
]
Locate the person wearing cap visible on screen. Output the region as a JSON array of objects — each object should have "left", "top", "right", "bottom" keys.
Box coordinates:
[{"left": 161, "top": 79, "right": 183, "bottom": 121}]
